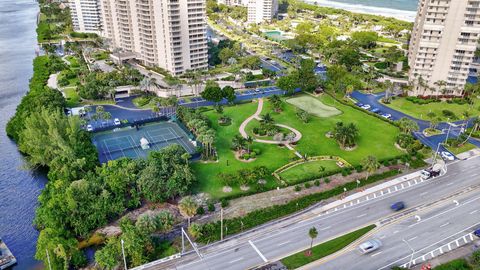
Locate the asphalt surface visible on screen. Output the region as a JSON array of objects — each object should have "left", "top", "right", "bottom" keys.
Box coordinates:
[
  {"left": 139, "top": 156, "right": 480, "bottom": 270},
  {"left": 311, "top": 184, "right": 480, "bottom": 270}
]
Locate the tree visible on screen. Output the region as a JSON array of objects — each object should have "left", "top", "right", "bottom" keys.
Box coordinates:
[
  {"left": 362, "top": 156, "right": 380, "bottom": 180},
  {"left": 260, "top": 113, "right": 274, "bottom": 126},
  {"left": 397, "top": 117, "right": 419, "bottom": 134},
  {"left": 276, "top": 71, "right": 299, "bottom": 95},
  {"left": 269, "top": 94, "right": 282, "bottom": 112},
  {"left": 95, "top": 237, "right": 121, "bottom": 270},
  {"left": 135, "top": 215, "right": 157, "bottom": 234},
  {"left": 298, "top": 59, "right": 319, "bottom": 92},
  {"left": 308, "top": 227, "right": 318, "bottom": 254},
  {"left": 188, "top": 223, "right": 203, "bottom": 240},
  {"left": 333, "top": 122, "right": 359, "bottom": 149},
  {"left": 351, "top": 31, "right": 378, "bottom": 49},
  {"left": 153, "top": 211, "right": 175, "bottom": 233},
  {"left": 179, "top": 196, "right": 198, "bottom": 226},
  {"left": 241, "top": 55, "right": 261, "bottom": 69},
  {"left": 231, "top": 135, "right": 246, "bottom": 152},
  {"left": 219, "top": 47, "right": 235, "bottom": 64},
  {"left": 222, "top": 85, "right": 236, "bottom": 104},
  {"left": 138, "top": 145, "right": 196, "bottom": 202},
  {"left": 201, "top": 80, "right": 223, "bottom": 104},
  {"left": 245, "top": 136, "right": 254, "bottom": 153}
]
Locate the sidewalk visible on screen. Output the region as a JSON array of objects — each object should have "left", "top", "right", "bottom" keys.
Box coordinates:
[{"left": 412, "top": 241, "right": 480, "bottom": 270}]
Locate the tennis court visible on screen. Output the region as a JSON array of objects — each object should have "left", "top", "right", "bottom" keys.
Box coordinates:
[{"left": 92, "top": 121, "right": 196, "bottom": 163}]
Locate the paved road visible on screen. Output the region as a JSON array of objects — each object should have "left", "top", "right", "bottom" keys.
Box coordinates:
[
  {"left": 138, "top": 156, "right": 480, "bottom": 270},
  {"left": 309, "top": 185, "right": 480, "bottom": 270}
]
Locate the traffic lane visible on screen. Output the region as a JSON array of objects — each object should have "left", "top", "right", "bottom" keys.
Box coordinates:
[
  {"left": 176, "top": 241, "right": 265, "bottom": 270},
  {"left": 252, "top": 160, "right": 480, "bottom": 261},
  {"left": 312, "top": 190, "right": 480, "bottom": 270}
]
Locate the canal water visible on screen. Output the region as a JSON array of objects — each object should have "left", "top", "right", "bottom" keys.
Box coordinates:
[{"left": 0, "top": 0, "right": 46, "bottom": 269}]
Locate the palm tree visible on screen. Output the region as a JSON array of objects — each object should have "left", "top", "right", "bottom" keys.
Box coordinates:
[
  {"left": 231, "top": 135, "right": 246, "bottom": 152},
  {"left": 153, "top": 211, "right": 175, "bottom": 233},
  {"left": 179, "top": 196, "right": 198, "bottom": 226},
  {"left": 434, "top": 80, "right": 446, "bottom": 99},
  {"left": 345, "top": 84, "right": 354, "bottom": 98},
  {"left": 269, "top": 95, "right": 282, "bottom": 112},
  {"left": 362, "top": 155, "right": 380, "bottom": 180},
  {"left": 308, "top": 227, "right": 318, "bottom": 255},
  {"left": 398, "top": 117, "right": 419, "bottom": 134},
  {"left": 261, "top": 113, "right": 274, "bottom": 126},
  {"left": 246, "top": 136, "right": 254, "bottom": 153},
  {"left": 188, "top": 223, "right": 203, "bottom": 240}
]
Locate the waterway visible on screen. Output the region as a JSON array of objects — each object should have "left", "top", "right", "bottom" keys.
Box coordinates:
[{"left": 0, "top": 0, "right": 46, "bottom": 269}]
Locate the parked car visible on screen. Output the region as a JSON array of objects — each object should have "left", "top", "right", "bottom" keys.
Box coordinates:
[
  {"left": 441, "top": 151, "right": 455, "bottom": 161},
  {"left": 358, "top": 239, "right": 382, "bottom": 254},
  {"left": 381, "top": 113, "right": 392, "bottom": 119},
  {"left": 390, "top": 201, "right": 405, "bottom": 211},
  {"left": 86, "top": 125, "right": 93, "bottom": 132},
  {"left": 356, "top": 103, "right": 364, "bottom": 107},
  {"left": 114, "top": 118, "right": 121, "bottom": 126},
  {"left": 421, "top": 166, "right": 441, "bottom": 180},
  {"left": 371, "top": 108, "right": 380, "bottom": 113},
  {"left": 361, "top": 104, "right": 371, "bottom": 110},
  {"left": 474, "top": 228, "right": 480, "bottom": 237}
]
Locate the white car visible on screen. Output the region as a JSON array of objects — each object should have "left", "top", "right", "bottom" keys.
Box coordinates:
[
  {"left": 382, "top": 113, "right": 392, "bottom": 119},
  {"left": 358, "top": 239, "right": 382, "bottom": 254},
  {"left": 361, "top": 104, "right": 371, "bottom": 110},
  {"left": 441, "top": 151, "right": 455, "bottom": 161},
  {"left": 114, "top": 118, "right": 121, "bottom": 126},
  {"left": 86, "top": 124, "right": 93, "bottom": 132}
]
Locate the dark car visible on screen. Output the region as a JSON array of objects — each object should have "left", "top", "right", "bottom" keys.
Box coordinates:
[
  {"left": 391, "top": 201, "right": 405, "bottom": 211},
  {"left": 474, "top": 229, "right": 480, "bottom": 237},
  {"left": 371, "top": 108, "right": 380, "bottom": 113}
]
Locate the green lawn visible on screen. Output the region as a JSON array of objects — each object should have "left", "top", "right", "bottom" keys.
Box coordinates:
[
  {"left": 433, "top": 259, "right": 472, "bottom": 270},
  {"left": 387, "top": 97, "right": 480, "bottom": 121},
  {"left": 447, "top": 143, "right": 477, "bottom": 155},
  {"left": 281, "top": 225, "right": 376, "bottom": 269},
  {"left": 279, "top": 160, "right": 340, "bottom": 184},
  {"left": 64, "top": 88, "right": 80, "bottom": 108},
  {"left": 65, "top": 56, "right": 80, "bottom": 68},
  {"left": 192, "top": 94, "right": 403, "bottom": 198},
  {"left": 286, "top": 95, "right": 342, "bottom": 118}
]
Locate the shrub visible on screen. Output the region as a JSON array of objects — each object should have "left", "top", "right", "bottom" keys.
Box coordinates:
[
  {"left": 252, "top": 148, "right": 261, "bottom": 155},
  {"left": 314, "top": 180, "right": 320, "bottom": 186},
  {"left": 355, "top": 165, "right": 363, "bottom": 173},
  {"left": 304, "top": 182, "right": 311, "bottom": 189},
  {"left": 324, "top": 178, "right": 331, "bottom": 184},
  {"left": 442, "top": 110, "right": 457, "bottom": 119},
  {"left": 250, "top": 152, "right": 257, "bottom": 158},
  {"left": 196, "top": 206, "right": 205, "bottom": 215},
  {"left": 294, "top": 185, "right": 301, "bottom": 192},
  {"left": 243, "top": 153, "right": 250, "bottom": 160},
  {"left": 220, "top": 199, "right": 229, "bottom": 208},
  {"left": 207, "top": 203, "right": 215, "bottom": 212}
]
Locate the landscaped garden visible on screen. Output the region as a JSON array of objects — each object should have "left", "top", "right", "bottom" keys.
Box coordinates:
[
  {"left": 192, "top": 94, "right": 404, "bottom": 199},
  {"left": 386, "top": 97, "right": 480, "bottom": 121}
]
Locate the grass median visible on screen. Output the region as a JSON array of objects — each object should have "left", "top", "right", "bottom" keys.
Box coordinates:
[{"left": 281, "top": 225, "right": 376, "bottom": 269}]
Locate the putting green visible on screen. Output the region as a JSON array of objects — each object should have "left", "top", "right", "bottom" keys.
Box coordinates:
[{"left": 286, "top": 95, "right": 342, "bottom": 118}]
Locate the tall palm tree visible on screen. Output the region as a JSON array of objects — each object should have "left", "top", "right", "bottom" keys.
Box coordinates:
[
  {"left": 398, "top": 117, "right": 419, "bottom": 134},
  {"left": 308, "top": 227, "right": 318, "bottom": 254},
  {"left": 362, "top": 155, "right": 380, "bottom": 180},
  {"left": 261, "top": 113, "right": 274, "bottom": 126},
  {"left": 246, "top": 136, "right": 254, "bottom": 153},
  {"left": 179, "top": 196, "right": 198, "bottom": 226}
]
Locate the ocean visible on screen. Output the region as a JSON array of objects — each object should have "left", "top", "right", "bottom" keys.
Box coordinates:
[{"left": 305, "top": 0, "right": 419, "bottom": 22}]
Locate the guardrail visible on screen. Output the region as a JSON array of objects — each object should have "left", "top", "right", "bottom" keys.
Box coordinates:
[{"left": 129, "top": 253, "right": 181, "bottom": 270}]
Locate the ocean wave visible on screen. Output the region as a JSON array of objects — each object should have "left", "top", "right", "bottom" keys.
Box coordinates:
[{"left": 304, "top": 0, "right": 417, "bottom": 22}]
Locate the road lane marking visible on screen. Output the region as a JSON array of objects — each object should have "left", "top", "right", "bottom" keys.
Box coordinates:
[
  {"left": 408, "top": 236, "right": 418, "bottom": 241},
  {"left": 277, "top": 241, "right": 291, "bottom": 246},
  {"left": 249, "top": 240, "right": 268, "bottom": 262},
  {"left": 393, "top": 230, "right": 399, "bottom": 234},
  {"left": 447, "top": 182, "right": 454, "bottom": 186},
  {"left": 229, "top": 257, "right": 243, "bottom": 263},
  {"left": 420, "top": 192, "right": 428, "bottom": 196},
  {"left": 320, "top": 226, "right": 332, "bottom": 231},
  {"left": 357, "top": 214, "right": 367, "bottom": 218},
  {"left": 470, "top": 210, "right": 478, "bottom": 214},
  {"left": 371, "top": 251, "right": 383, "bottom": 257}
]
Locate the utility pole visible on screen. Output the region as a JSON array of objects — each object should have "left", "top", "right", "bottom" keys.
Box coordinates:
[
  {"left": 220, "top": 208, "right": 224, "bottom": 241},
  {"left": 432, "top": 143, "right": 441, "bottom": 164},
  {"left": 444, "top": 123, "right": 452, "bottom": 144},
  {"left": 121, "top": 239, "right": 128, "bottom": 270},
  {"left": 46, "top": 249, "right": 52, "bottom": 270},
  {"left": 356, "top": 179, "right": 360, "bottom": 189}
]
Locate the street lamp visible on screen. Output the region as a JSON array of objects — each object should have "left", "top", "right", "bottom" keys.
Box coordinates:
[
  {"left": 402, "top": 238, "right": 415, "bottom": 268},
  {"left": 121, "top": 239, "right": 128, "bottom": 270},
  {"left": 356, "top": 179, "right": 361, "bottom": 189}
]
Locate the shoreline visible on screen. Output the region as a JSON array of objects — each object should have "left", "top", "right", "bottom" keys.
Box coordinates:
[{"left": 303, "top": 0, "right": 417, "bottom": 22}]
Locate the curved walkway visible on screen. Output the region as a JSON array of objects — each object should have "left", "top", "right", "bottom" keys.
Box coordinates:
[{"left": 238, "top": 98, "right": 302, "bottom": 145}]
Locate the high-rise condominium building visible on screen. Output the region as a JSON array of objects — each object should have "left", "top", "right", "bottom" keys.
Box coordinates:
[
  {"left": 68, "top": 0, "right": 102, "bottom": 33},
  {"left": 100, "top": 0, "right": 208, "bottom": 75},
  {"left": 408, "top": 0, "right": 480, "bottom": 96},
  {"left": 247, "top": 0, "right": 278, "bottom": 24},
  {"left": 218, "top": 0, "right": 248, "bottom": 6}
]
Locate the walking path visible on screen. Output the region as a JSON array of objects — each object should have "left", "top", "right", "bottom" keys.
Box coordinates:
[{"left": 238, "top": 98, "right": 302, "bottom": 145}]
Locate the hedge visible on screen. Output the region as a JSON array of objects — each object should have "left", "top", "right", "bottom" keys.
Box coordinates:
[{"left": 197, "top": 169, "right": 401, "bottom": 243}]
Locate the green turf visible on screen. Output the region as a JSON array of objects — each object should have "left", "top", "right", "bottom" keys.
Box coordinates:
[
  {"left": 447, "top": 143, "right": 477, "bottom": 155},
  {"left": 64, "top": 88, "right": 80, "bottom": 108},
  {"left": 279, "top": 160, "right": 340, "bottom": 184},
  {"left": 286, "top": 95, "right": 342, "bottom": 118},
  {"left": 192, "top": 94, "right": 403, "bottom": 198},
  {"left": 281, "top": 225, "right": 376, "bottom": 269},
  {"left": 433, "top": 259, "right": 472, "bottom": 270},
  {"left": 387, "top": 97, "right": 480, "bottom": 121}
]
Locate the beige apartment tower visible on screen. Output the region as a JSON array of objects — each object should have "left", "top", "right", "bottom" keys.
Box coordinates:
[
  {"left": 247, "top": 0, "right": 278, "bottom": 24},
  {"left": 101, "top": 0, "right": 208, "bottom": 75},
  {"left": 408, "top": 0, "right": 480, "bottom": 96},
  {"left": 68, "top": 0, "right": 102, "bottom": 33}
]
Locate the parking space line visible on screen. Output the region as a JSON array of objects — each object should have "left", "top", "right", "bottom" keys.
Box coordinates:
[{"left": 229, "top": 257, "right": 243, "bottom": 264}]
